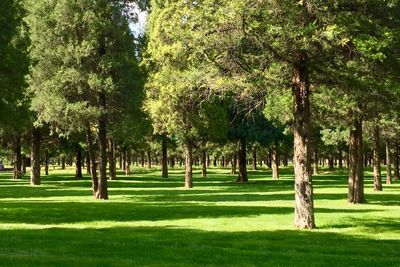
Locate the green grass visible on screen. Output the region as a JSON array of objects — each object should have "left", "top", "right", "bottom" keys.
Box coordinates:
[{"left": 0, "top": 166, "right": 399, "bottom": 266}]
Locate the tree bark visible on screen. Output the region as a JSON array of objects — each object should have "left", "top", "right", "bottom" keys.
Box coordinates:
[
  {"left": 30, "top": 127, "right": 41, "bottom": 185},
  {"left": 61, "top": 155, "right": 65, "bottom": 170},
  {"left": 292, "top": 61, "right": 315, "bottom": 229},
  {"left": 86, "top": 126, "right": 98, "bottom": 197},
  {"left": 328, "top": 154, "right": 334, "bottom": 171},
  {"left": 393, "top": 142, "right": 399, "bottom": 181},
  {"left": 338, "top": 148, "right": 343, "bottom": 170},
  {"left": 237, "top": 137, "right": 248, "bottom": 182},
  {"left": 348, "top": 119, "right": 365, "bottom": 203},
  {"left": 86, "top": 151, "right": 91, "bottom": 175},
  {"left": 162, "top": 135, "right": 168, "bottom": 178},
  {"left": 22, "top": 154, "right": 26, "bottom": 174},
  {"left": 201, "top": 149, "right": 207, "bottom": 177},
  {"left": 45, "top": 149, "right": 49, "bottom": 176},
  {"left": 108, "top": 139, "right": 116, "bottom": 180},
  {"left": 75, "top": 148, "right": 82, "bottom": 178},
  {"left": 147, "top": 149, "right": 151, "bottom": 169},
  {"left": 119, "top": 152, "right": 123, "bottom": 169},
  {"left": 373, "top": 126, "right": 382, "bottom": 191},
  {"left": 386, "top": 139, "right": 392, "bottom": 185},
  {"left": 96, "top": 92, "right": 108, "bottom": 200},
  {"left": 13, "top": 135, "right": 22, "bottom": 179},
  {"left": 272, "top": 144, "right": 279, "bottom": 180},
  {"left": 184, "top": 138, "right": 193, "bottom": 188},
  {"left": 126, "top": 150, "right": 131, "bottom": 176},
  {"left": 252, "top": 146, "right": 257, "bottom": 170}
]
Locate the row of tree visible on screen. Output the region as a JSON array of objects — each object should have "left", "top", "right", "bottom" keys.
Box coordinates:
[{"left": 1, "top": 0, "right": 400, "bottom": 229}]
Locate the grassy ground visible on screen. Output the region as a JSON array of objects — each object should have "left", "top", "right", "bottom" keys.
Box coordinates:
[{"left": 0, "top": 166, "right": 399, "bottom": 267}]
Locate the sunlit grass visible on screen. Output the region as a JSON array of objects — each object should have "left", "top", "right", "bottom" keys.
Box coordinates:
[{"left": 0, "top": 165, "right": 399, "bottom": 266}]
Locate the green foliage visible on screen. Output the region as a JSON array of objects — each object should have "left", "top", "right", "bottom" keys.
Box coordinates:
[{"left": 26, "top": 0, "right": 142, "bottom": 136}]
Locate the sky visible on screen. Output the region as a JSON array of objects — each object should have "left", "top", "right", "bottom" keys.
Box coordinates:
[{"left": 129, "top": 9, "right": 148, "bottom": 37}]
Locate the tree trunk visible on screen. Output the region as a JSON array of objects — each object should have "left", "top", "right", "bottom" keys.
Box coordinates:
[
  {"left": 147, "top": 149, "right": 151, "bottom": 169},
  {"left": 30, "top": 127, "right": 41, "bottom": 185},
  {"left": 184, "top": 139, "right": 193, "bottom": 188},
  {"left": 119, "top": 152, "right": 123, "bottom": 169},
  {"left": 282, "top": 150, "right": 288, "bottom": 167},
  {"left": 45, "top": 149, "right": 49, "bottom": 176},
  {"left": 272, "top": 144, "right": 279, "bottom": 180},
  {"left": 86, "top": 151, "right": 91, "bottom": 175},
  {"left": 292, "top": 61, "right": 315, "bottom": 229},
  {"left": 237, "top": 137, "right": 248, "bottom": 182},
  {"left": 22, "top": 154, "right": 26, "bottom": 174},
  {"left": 75, "top": 148, "right": 82, "bottom": 178},
  {"left": 108, "top": 139, "right": 116, "bottom": 180},
  {"left": 86, "top": 127, "right": 98, "bottom": 197},
  {"left": 338, "top": 148, "right": 343, "bottom": 170},
  {"left": 386, "top": 139, "right": 392, "bottom": 185},
  {"left": 126, "top": 150, "right": 131, "bottom": 176},
  {"left": 373, "top": 126, "right": 382, "bottom": 191},
  {"left": 328, "top": 154, "right": 334, "bottom": 171},
  {"left": 201, "top": 149, "right": 207, "bottom": 177},
  {"left": 162, "top": 135, "right": 168, "bottom": 178},
  {"left": 61, "top": 155, "right": 65, "bottom": 170},
  {"left": 252, "top": 147, "right": 257, "bottom": 170},
  {"left": 393, "top": 142, "right": 399, "bottom": 181},
  {"left": 13, "top": 135, "right": 22, "bottom": 179},
  {"left": 313, "top": 149, "right": 318, "bottom": 176},
  {"left": 348, "top": 119, "right": 365, "bottom": 203},
  {"left": 96, "top": 92, "right": 108, "bottom": 200},
  {"left": 267, "top": 151, "right": 272, "bottom": 169}
]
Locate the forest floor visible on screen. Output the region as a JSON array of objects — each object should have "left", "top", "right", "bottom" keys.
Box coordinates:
[{"left": 0, "top": 166, "right": 399, "bottom": 266}]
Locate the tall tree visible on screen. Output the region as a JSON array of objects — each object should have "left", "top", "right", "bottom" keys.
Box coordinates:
[{"left": 26, "top": 0, "right": 143, "bottom": 198}]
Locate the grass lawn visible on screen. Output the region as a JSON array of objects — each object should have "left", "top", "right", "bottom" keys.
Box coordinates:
[{"left": 0, "top": 166, "right": 399, "bottom": 266}]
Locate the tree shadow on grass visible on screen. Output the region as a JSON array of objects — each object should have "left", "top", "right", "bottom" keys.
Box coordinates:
[{"left": 0, "top": 227, "right": 398, "bottom": 266}]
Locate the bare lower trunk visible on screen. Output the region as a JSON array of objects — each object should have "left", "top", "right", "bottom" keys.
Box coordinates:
[
  {"left": 338, "top": 148, "right": 343, "bottom": 169},
  {"left": 292, "top": 61, "right": 315, "bottom": 229},
  {"left": 147, "top": 149, "right": 151, "bottom": 169},
  {"left": 30, "top": 127, "right": 41, "bottom": 185},
  {"left": 108, "top": 139, "right": 116, "bottom": 180},
  {"left": 86, "top": 151, "right": 91, "bottom": 175},
  {"left": 373, "top": 126, "right": 382, "bottom": 191},
  {"left": 61, "top": 155, "right": 65, "bottom": 170},
  {"left": 386, "top": 140, "right": 392, "bottom": 184},
  {"left": 237, "top": 137, "right": 248, "bottom": 182},
  {"left": 126, "top": 150, "right": 131, "bottom": 176},
  {"left": 201, "top": 149, "right": 207, "bottom": 177},
  {"left": 184, "top": 139, "right": 193, "bottom": 188},
  {"left": 348, "top": 119, "right": 365, "bottom": 203},
  {"left": 252, "top": 147, "right": 257, "bottom": 170},
  {"left": 45, "top": 149, "right": 49, "bottom": 176},
  {"left": 86, "top": 127, "right": 98, "bottom": 196},
  {"left": 162, "top": 135, "right": 168, "bottom": 178},
  {"left": 282, "top": 150, "right": 288, "bottom": 167},
  {"left": 272, "top": 144, "right": 279, "bottom": 180},
  {"left": 328, "top": 155, "right": 334, "bottom": 171},
  {"left": 75, "top": 148, "right": 82, "bottom": 178},
  {"left": 22, "top": 154, "right": 26, "bottom": 174},
  {"left": 393, "top": 142, "right": 399, "bottom": 181},
  {"left": 96, "top": 91, "right": 108, "bottom": 200},
  {"left": 13, "top": 135, "right": 22, "bottom": 179}
]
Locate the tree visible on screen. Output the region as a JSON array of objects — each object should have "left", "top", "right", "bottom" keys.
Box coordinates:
[{"left": 26, "top": 0, "right": 143, "bottom": 198}]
